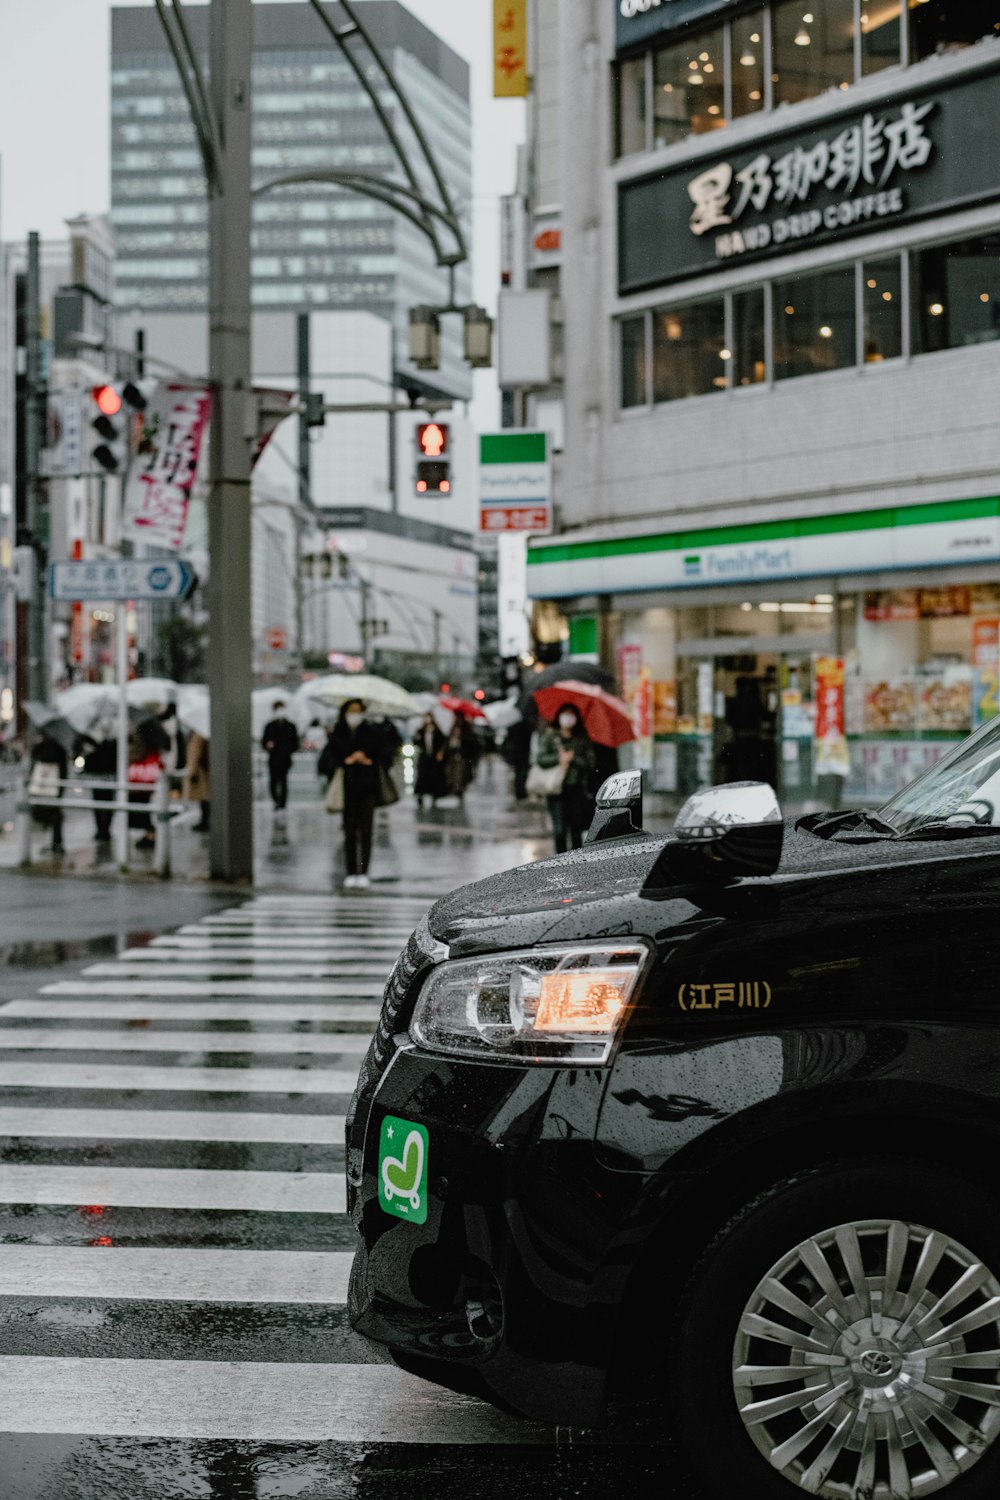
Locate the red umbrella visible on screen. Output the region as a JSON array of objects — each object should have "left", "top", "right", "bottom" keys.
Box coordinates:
[
  {"left": 533, "top": 680, "right": 635, "bottom": 749},
  {"left": 440, "top": 694, "right": 487, "bottom": 721}
]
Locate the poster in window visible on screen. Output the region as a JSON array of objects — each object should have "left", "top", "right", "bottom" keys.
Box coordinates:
[
  {"left": 918, "top": 671, "right": 972, "bottom": 733},
  {"left": 864, "top": 679, "right": 917, "bottom": 733},
  {"left": 814, "top": 655, "right": 849, "bottom": 777}
]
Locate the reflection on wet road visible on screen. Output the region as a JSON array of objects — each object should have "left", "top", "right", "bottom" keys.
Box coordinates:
[{"left": 0, "top": 890, "right": 700, "bottom": 1499}]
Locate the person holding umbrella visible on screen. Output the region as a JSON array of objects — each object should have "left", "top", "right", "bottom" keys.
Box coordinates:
[{"left": 533, "top": 703, "right": 597, "bottom": 854}]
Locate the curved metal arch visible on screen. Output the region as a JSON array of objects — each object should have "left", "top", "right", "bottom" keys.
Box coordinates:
[{"left": 253, "top": 170, "right": 464, "bottom": 265}]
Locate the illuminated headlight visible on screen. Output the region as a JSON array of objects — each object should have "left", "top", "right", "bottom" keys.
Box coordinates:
[{"left": 409, "top": 943, "right": 649, "bottom": 1065}]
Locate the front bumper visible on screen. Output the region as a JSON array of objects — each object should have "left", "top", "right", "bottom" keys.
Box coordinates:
[{"left": 347, "top": 1042, "right": 638, "bottom": 1426}]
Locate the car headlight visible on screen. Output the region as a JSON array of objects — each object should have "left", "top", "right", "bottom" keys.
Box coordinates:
[{"left": 409, "top": 943, "right": 649, "bottom": 1065}]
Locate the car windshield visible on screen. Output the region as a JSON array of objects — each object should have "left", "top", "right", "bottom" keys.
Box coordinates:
[{"left": 879, "top": 716, "right": 1000, "bottom": 835}]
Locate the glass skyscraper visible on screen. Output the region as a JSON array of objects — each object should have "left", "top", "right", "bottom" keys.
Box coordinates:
[{"left": 110, "top": 2, "right": 472, "bottom": 396}]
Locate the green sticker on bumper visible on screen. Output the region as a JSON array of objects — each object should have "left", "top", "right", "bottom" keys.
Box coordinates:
[{"left": 377, "top": 1115, "right": 429, "bottom": 1225}]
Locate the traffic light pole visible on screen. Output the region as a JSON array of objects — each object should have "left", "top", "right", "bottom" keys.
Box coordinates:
[
  {"left": 206, "top": 0, "right": 253, "bottom": 882},
  {"left": 24, "top": 232, "right": 47, "bottom": 706}
]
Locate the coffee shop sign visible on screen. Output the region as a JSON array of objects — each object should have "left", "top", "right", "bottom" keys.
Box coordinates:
[{"left": 689, "top": 100, "right": 935, "bottom": 259}]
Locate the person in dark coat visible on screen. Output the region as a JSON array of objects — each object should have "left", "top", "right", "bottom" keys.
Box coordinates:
[
  {"left": 28, "top": 732, "right": 68, "bottom": 854},
  {"left": 503, "top": 716, "right": 533, "bottom": 801},
  {"left": 78, "top": 734, "right": 117, "bottom": 843},
  {"left": 318, "top": 699, "right": 394, "bottom": 889},
  {"left": 414, "top": 712, "right": 447, "bottom": 809},
  {"left": 261, "top": 700, "right": 300, "bottom": 813},
  {"left": 535, "top": 704, "right": 598, "bottom": 854}
]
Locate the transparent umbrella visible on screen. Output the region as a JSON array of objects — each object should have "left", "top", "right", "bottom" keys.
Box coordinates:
[
  {"left": 295, "top": 674, "right": 421, "bottom": 721},
  {"left": 55, "top": 684, "right": 120, "bottom": 736}
]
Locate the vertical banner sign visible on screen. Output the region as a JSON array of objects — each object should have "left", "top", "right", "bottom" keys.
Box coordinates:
[
  {"left": 494, "top": 0, "right": 528, "bottom": 98},
  {"left": 123, "top": 383, "right": 212, "bottom": 552},
  {"left": 480, "top": 431, "right": 551, "bottom": 534},
  {"left": 634, "top": 665, "right": 653, "bottom": 771},
  {"left": 814, "top": 655, "right": 850, "bottom": 777}
]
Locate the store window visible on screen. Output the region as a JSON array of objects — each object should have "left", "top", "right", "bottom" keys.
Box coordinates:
[
  {"left": 861, "top": 1, "right": 902, "bottom": 74},
  {"left": 621, "top": 315, "right": 648, "bottom": 408},
  {"left": 652, "top": 298, "right": 727, "bottom": 401},
  {"left": 733, "top": 287, "right": 767, "bottom": 386},
  {"left": 908, "top": 1, "right": 1000, "bottom": 62},
  {"left": 772, "top": 0, "right": 855, "bottom": 106},
  {"left": 772, "top": 266, "right": 856, "bottom": 380},
  {"left": 652, "top": 26, "right": 726, "bottom": 148},
  {"left": 863, "top": 256, "right": 903, "bottom": 362},
  {"left": 913, "top": 234, "right": 1000, "bottom": 355},
  {"left": 616, "top": 54, "right": 647, "bottom": 158},
  {"left": 731, "top": 9, "right": 767, "bottom": 117}
]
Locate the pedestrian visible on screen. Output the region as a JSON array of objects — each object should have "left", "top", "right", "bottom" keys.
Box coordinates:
[
  {"left": 414, "top": 711, "right": 446, "bottom": 809},
  {"left": 28, "top": 731, "right": 68, "bottom": 855},
  {"left": 503, "top": 716, "right": 533, "bottom": 801},
  {"left": 183, "top": 730, "right": 211, "bottom": 832},
  {"left": 441, "top": 714, "right": 481, "bottom": 805},
  {"left": 318, "top": 699, "right": 397, "bottom": 889},
  {"left": 261, "top": 699, "right": 300, "bottom": 815},
  {"left": 534, "top": 703, "right": 597, "bottom": 854},
  {"left": 128, "top": 718, "right": 166, "bottom": 851},
  {"left": 80, "top": 734, "right": 117, "bottom": 844}
]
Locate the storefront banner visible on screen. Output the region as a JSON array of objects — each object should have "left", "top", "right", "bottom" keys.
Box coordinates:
[
  {"left": 634, "top": 666, "right": 654, "bottom": 770},
  {"left": 493, "top": 0, "right": 527, "bottom": 97},
  {"left": 814, "top": 656, "right": 849, "bottom": 778},
  {"left": 123, "top": 383, "right": 212, "bottom": 552},
  {"left": 973, "top": 619, "right": 1000, "bottom": 669},
  {"left": 618, "top": 68, "right": 1000, "bottom": 292},
  {"left": 480, "top": 431, "right": 551, "bottom": 535},
  {"left": 527, "top": 496, "right": 1000, "bottom": 600}
]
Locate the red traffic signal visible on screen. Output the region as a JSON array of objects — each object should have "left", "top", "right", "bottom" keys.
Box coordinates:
[
  {"left": 93, "top": 384, "right": 123, "bottom": 417},
  {"left": 416, "top": 422, "right": 448, "bottom": 458}
]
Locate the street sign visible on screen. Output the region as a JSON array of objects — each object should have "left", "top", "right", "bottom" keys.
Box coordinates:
[
  {"left": 479, "top": 430, "right": 551, "bottom": 534},
  {"left": 49, "top": 558, "right": 196, "bottom": 602}
]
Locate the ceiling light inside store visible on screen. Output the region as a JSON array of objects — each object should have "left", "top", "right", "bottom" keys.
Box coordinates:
[
  {"left": 751, "top": 32, "right": 760, "bottom": 42},
  {"left": 795, "top": 27, "right": 811, "bottom": 45},
  {"left": 719, "top": 348, "right": 732, "bottom": 360},
  {"left": 708, "top": 104, "right": 721, "bottom": 113},
  {"left": 803, "top": 12, "right": 814, "bottom": 20},
  {"left": 882, "top": 291, "right": 893, "bottom": 301},
  {"left": 741, "top": 602, "right": 753, "bottom": 611},
  {"left": 663, "top": 83, "right": 674, "bottom": 92},
  {"left": 867, "top": 279, "right": 877, "bottom": 288},
  {"left": 815, "top": 594, "right": 834, "bottom": 603},
  {"left": 704, "top": 62, "right": 715, "bottom": 72},
  {"left": 929, "top": 302, "right": 944, "bottom": 316},
  {"left": 689, "top": 70, "right": 704, "bottom": 83},
  {"left": 740, "top": 49, "right": 756, "bottom": 64},
  {"left": 700, "top": 51, "right": 709, "bottom": 60},
  {"left": 750, "top": 90, "right": 762, "bottom": 100},
  {"left": 785, "top": 305, "right": 795, "bottom": 314},
  {"left": 819, "top": 325, "right": 833, "bottom": 338},
  {"left": 981, "top": 293, "right": 991, "bottom": 302}
]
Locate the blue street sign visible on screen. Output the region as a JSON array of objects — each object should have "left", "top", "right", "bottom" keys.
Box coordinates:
[{"left": 49, "top": 558, "right": 196, "bottom": 602}]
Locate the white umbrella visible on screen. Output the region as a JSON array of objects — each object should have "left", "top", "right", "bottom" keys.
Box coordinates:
[
  {"left": 295, "top": 674, "right": 421, "bottom": 721},
  {"left": 55, "top": 684, "right": 120, "bottom": 736},
  {"left": 482, "top": 698, "right": 523, "bottom": 730},
  {"left": 177, "top": 684, "right": 210, "bottom": 741},
  {"left": 125, "top": 677, "right": 178, "bottom": 712}
]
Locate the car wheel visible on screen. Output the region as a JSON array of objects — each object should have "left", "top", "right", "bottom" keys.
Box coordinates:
[{"left": 668, "top": 1159, "right": 1000, "bottom": 1499}]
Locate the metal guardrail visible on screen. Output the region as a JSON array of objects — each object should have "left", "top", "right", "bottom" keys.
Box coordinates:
[{"left": 16, "top": 773, "right": 175, "bottom": 876}]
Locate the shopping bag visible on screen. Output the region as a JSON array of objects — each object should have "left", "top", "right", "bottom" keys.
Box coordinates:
[{"left": 325, "top": 768, "right": 345, "bottom": 814}]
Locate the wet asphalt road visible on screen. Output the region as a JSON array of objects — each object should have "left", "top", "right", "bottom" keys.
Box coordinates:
[{"left": 0, "top": 866, "right": 706, "bottom": 1500}]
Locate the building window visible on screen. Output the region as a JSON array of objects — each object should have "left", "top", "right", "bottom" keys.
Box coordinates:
[
  {"left": 620, "top": 315, "right": 648, "bottom": 407},
  {"left": 733, "top": 287, "right": 767, "bottom": 386},
  {"left": 731, "top": 9, "right": 767, "bottom": 119},
  {"left": 652, "top": 26, "right": 727, "bottom": 148},
  {"left": 652, "top": 298, "right": 727, "bottom": 401},
  {"left": 912, "top": 234, "right": 1000, "bottom": 355},
  {"left": 863, "top": 256, "right": 903, "bottom": 362},
  {"left": 772, "top": 266, "right": 856, "bottom": 380},
  {"left": 908, "top": 1, "right": 1000, "bottom": 62},
  {"left": 772, "top": 0, "right": 855, "bottom": 106},
  {"left": 861, "top": 1, "right": 902, "bottom": 76},
  {"left": 616, "top": 54, "right": 647, "bottom": 157}
]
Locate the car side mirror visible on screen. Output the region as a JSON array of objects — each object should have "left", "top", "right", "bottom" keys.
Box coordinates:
[
  {"left": 586, "top": 770, "right": 644, "bottom": 844},
  {"left": 647, "top": 780, "right": 784, "bottom": 885}
]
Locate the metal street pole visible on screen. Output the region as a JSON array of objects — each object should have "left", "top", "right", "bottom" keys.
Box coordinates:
[
  {"left": 207, "top": 0, "right": 253, "bottom": 881},
  {"left": 24, "top": 232, "right": 47, "bottom": 705},
  {"left": 295, "top": 313, "right": 310, "bottom": 678}
]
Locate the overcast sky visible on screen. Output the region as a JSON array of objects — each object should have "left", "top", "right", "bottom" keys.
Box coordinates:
[{"left": 0, "top": 0, "right": 524, "bottom": 317}]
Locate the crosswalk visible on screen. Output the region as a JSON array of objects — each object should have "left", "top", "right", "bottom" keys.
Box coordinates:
[{"left": 0, "top": 891, "right": 565, "bottom": 1459}]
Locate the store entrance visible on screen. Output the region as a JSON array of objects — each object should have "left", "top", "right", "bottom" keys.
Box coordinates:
[{"left": 714, "top": 653, "right": 780, "bottom": 790}]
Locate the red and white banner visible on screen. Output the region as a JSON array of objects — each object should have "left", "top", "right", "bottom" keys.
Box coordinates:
[
  {"left": 123, "top": 384, "right": 212, "bottom": 552},
  {"left": 814, "top": 655, "right": 850, "bottom": 777},
  {"left": 481, "top": 504, "right": 549, "bottom": 533}
]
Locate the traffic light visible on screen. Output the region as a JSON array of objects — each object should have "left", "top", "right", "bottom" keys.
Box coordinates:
[
  {"left": 90, "top": 384, "right": 128, "bottom": 473},
  {"left": 415, "top": 421, "right": 450, "bottom": 495}
]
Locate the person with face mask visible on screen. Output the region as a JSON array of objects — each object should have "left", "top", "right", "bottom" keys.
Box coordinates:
[
  {"left": 261, "top": 700, "right": 300, "bottom": 817},
  {"left": 535, "top": 703, "right": 598, "bottom": 854},
  {"left": 318, "top": 699, "right": 396, "bottom": 888}
]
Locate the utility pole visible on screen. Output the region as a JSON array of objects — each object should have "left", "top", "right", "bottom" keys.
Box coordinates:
[
  {"left": 206, "top": 0, "right": 253, "bottom": 881},
  {"left": 295, "top": 313, "right": 310, "bottom": 678},
  {"left": 23, "top": 233, "right": 47, "bottom": 705}
]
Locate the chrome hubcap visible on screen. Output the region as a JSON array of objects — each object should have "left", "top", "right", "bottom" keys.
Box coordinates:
[{"left": 732, "top": 1218, "right": 1000, "bottom": 1496}]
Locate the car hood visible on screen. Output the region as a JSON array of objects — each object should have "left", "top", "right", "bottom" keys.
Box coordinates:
[{"left": 427, "top": 818, "right": 1000, "bottom": 956}]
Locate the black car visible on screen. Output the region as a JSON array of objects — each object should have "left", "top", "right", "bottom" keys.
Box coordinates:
[{"left": 347, "top": 720, "right": 1000, "bottom": 1500}]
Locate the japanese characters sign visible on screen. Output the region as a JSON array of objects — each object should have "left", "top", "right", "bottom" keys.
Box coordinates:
[
  {"left": 615, "top": 0, "right": 740, "bottom": 52},
  {"left": 677, "top": 981, "right": 772, "bottom": 1013},
  {"left": 494, "top": 0, "right": 527, "bottom": 98},
  {"left": 814, "top": 656, "right": 850, "bottom": 779},
  {"left": 49, "top": 558, "right": 195, "bottom": 603},
  {"left": 122, "top": 383, "right": 212, "bottom": 552},
  {"left": 619, "top": 71, "right": 1000, "bottom": 292}
]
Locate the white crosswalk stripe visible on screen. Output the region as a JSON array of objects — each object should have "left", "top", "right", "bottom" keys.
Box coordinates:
[{"left": 0, "top": 890, "right": 572, "bottom": 1456}]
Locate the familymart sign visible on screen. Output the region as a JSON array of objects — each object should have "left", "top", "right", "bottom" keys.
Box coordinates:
[
  {"left": 526, "top": 497, "right": 1000, "bottom": 599},
  {"left": 480, "top": 431, "right": 552, "bottom": 535}
]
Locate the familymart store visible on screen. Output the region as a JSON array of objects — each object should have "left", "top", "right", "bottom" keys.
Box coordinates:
[{"left": 527, "top": 495, "right": 1000, "bottom": 808}]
